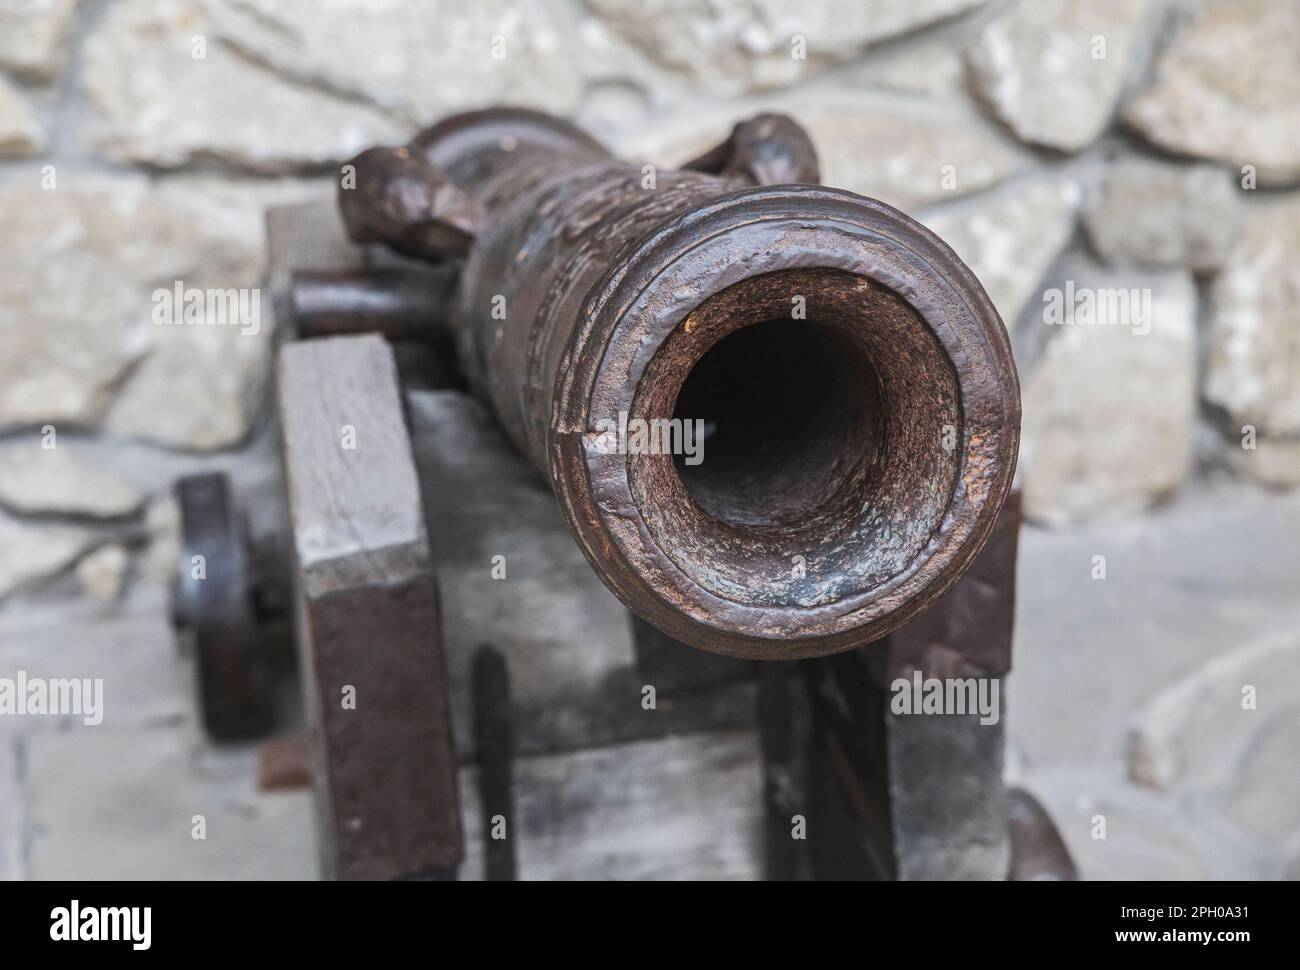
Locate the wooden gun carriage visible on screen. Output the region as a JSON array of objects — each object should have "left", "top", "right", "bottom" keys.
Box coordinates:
[{"left": 170, "top": 108, "right": 1074, "bottom": 881}]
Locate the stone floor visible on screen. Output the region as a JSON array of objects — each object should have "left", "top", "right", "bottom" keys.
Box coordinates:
[
  {"left": 1, "top": 475, "right": 1297, "bottom": 880},
  {"left": 1009, "top": 477, "right": 1300, "bottom": 880}
]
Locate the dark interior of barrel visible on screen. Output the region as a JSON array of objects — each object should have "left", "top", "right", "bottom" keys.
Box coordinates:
[
  {"left": 629, "top": 267, "right": 963, "bottom": 610},
  {"left": 672, "top": 317, "right": 881, "bottom": 530}
]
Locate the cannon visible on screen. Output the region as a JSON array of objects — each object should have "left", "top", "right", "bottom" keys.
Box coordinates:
[
  {"left": 330, "top": 107, "right": 1020, "bottom": 660},
  {"left": 170, "top": 108, "right": 1063, "bottom": 882}
]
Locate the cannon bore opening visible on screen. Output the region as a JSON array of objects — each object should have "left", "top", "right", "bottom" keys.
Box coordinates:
[
  {"left": 671, "top": 318, "right": 882, "bottom": 529},
  {"left": 628, "top": 267, "right": 962, "bottom": 609}
]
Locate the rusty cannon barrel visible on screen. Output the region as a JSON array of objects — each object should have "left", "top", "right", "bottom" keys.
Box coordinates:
[{"left": 335, "top": 107, "right": 1020, "bottom": 660}]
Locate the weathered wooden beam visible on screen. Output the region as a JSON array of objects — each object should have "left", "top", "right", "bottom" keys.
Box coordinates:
[
  {"left": 882, "top": 493, "right": 1020, "bottom": 880},
  {"left": 805, "top": 493, "right": 1023, "bottom": 880},
  {"left": 757, "top": 661, "right": 811, "bottom": 880},
  {"left": 472, "top": 645, "right": 516, "bottom": 881},
  {"left": 277, "top": 333, "right": 462, "bottom": 880},
  {"left": 457, "top": 728, "right": 763, "bottom": 880},
  {"left": 805, "top": 648, "right": 896, "bottom": 880}
]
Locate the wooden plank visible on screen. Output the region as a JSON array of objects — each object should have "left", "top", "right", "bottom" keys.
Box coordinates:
[
  {"left": 757, "top": 661, "right": 812, "bottom": 880},
  {"left": 457, "top": 728, "right": 763, "bottom": 880},
  {"left": 805, "top": 649, "right": 896, "bottom": 880},
  {"left": 883, "top": 493, "right": 1020, "bottom": 880},
  {"left": 277, "top": 334, "right": 462, "bottom": 880}
]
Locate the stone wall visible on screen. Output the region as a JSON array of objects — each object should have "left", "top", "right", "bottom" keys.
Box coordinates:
[{"left": 1, "top": 0, "right": 1298, "bottom": 603}]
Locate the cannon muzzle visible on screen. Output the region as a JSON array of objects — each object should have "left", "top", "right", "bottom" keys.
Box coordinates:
[{"left": 338, "top": 108, "right": 1020, "bottom": 660}]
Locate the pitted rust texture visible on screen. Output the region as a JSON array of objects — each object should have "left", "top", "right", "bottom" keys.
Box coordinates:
[
  {"left": 682, "top": 112, "right": 821, "bottom": 186},
  {"left": 339, "top": 146, "right": 484, "bottom": 261},
  {"left": 339, "top": 107, "right": 1021, "bottom": 660},
  {"left": 629, "top": 268, "right": 959, "bottom": 609},
  {"left": 469, "top": 168, "right": 728, "bottom": 465}
]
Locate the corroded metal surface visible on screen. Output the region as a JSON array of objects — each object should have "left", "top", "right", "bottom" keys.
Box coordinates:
[
  {"left": 173, "top": 473, "right": 271, "bottom": 741},
  {"left": 682, "top": 112, "right": 820, "bottom": 186},
  {"left": 340, "top": 107, "right": 1021, "bottom": 660},
  {"left": 290, "top": 267, "right": 458, "bottom": 342},
  {"left": 338, "top": 145, "right": 484, "bottom": 261}
]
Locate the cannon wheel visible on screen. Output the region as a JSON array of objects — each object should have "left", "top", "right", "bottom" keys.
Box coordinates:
[{"left": 173, "top": 473, "right": 272, "bottom": 741}]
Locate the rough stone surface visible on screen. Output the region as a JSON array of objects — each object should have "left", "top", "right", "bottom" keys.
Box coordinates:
[
  {"left": 625, "top": 94, "right": 1021, "bottom": 211},
  {"left": 1222, "top": 707, "right": 1300, "bottom": 847},
  {"left": 799, "top": 97, "right": 1024, "bottom": 208},
  {"left": 585, "top": 0, "right": 986, "bottom": 96},
  {"left": 1021, "top": 265, "right": 1196, "bottom": 526},
  {"left": 1127, "top": 630, "right": 1300, "bottom": 793},
  {"left": 1022, "top": 766, "right": 1266, "bottom": 880},
  {"left": 84, "top": 0, "right": 409, "bottom": 172},
  {"left": 76, "top": 544, "right": 129, "bottom": 603},
  {"left": 1010, "top": 481, "right": 1300, "bottom": 878},
  {"left": 0, "top": 176, "right": 150, "bottom": 429},
  {"left": 0, "top": 445, "right": 144, "bottom": 517},
  {"left": 1083, "top": 158, "right": 1244, "bottom": 271},
  {"left": 5, "top": 472, "right": 1297, "bottom": 880},
  {"left": 1012, "top": 480, "right": 1300, "bottom": 769},
  {"left": 0, "top": 512, "right": 96, "bottom": 600},
  {"left": 1204, "top": 198, "right": 1300, "bottom": 438},
  {"left": 144, "top": 495, "right": 181, "bottom": 587},
  {"left": 3, "top": 608, "right": 315, "bottom": 877},
  {"left": 0, "top": 611, "right": 192, "bottom": 730},
  {"left": 1232, "top": 436, "right": 1300, "bottom": 489},
  {"left": 0, "top": 171, "right": 266, "bottom": 431},
  {"left": 25, "top": 728, "right": 316, "bottom": 879},
  {"left": 106, "top": 308, "right": 274, "bottom": 451},
  {"left": 922, "top": 176, "right": 1079, "bottom": 328},
  {"left": 1123, "top": 0, "right": 1300, "bottom": 186},
  {"left": 205, "top": 0, "right": 582, "bottom": 125},
  {"left": 0, "top": 75, "right": 43, "bottom": 156},
  {"left": 967, "top": 0, "right": 1150, "bottom": 152},
  {"left": 860, "top": 39, "right": 970, "bottom": 98},
  {"left": 0, "top": 0, "right": 83, "bottom": 81},
  {"left": 1126, "top": 628, "right": 1300, "bottom": 855}
]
